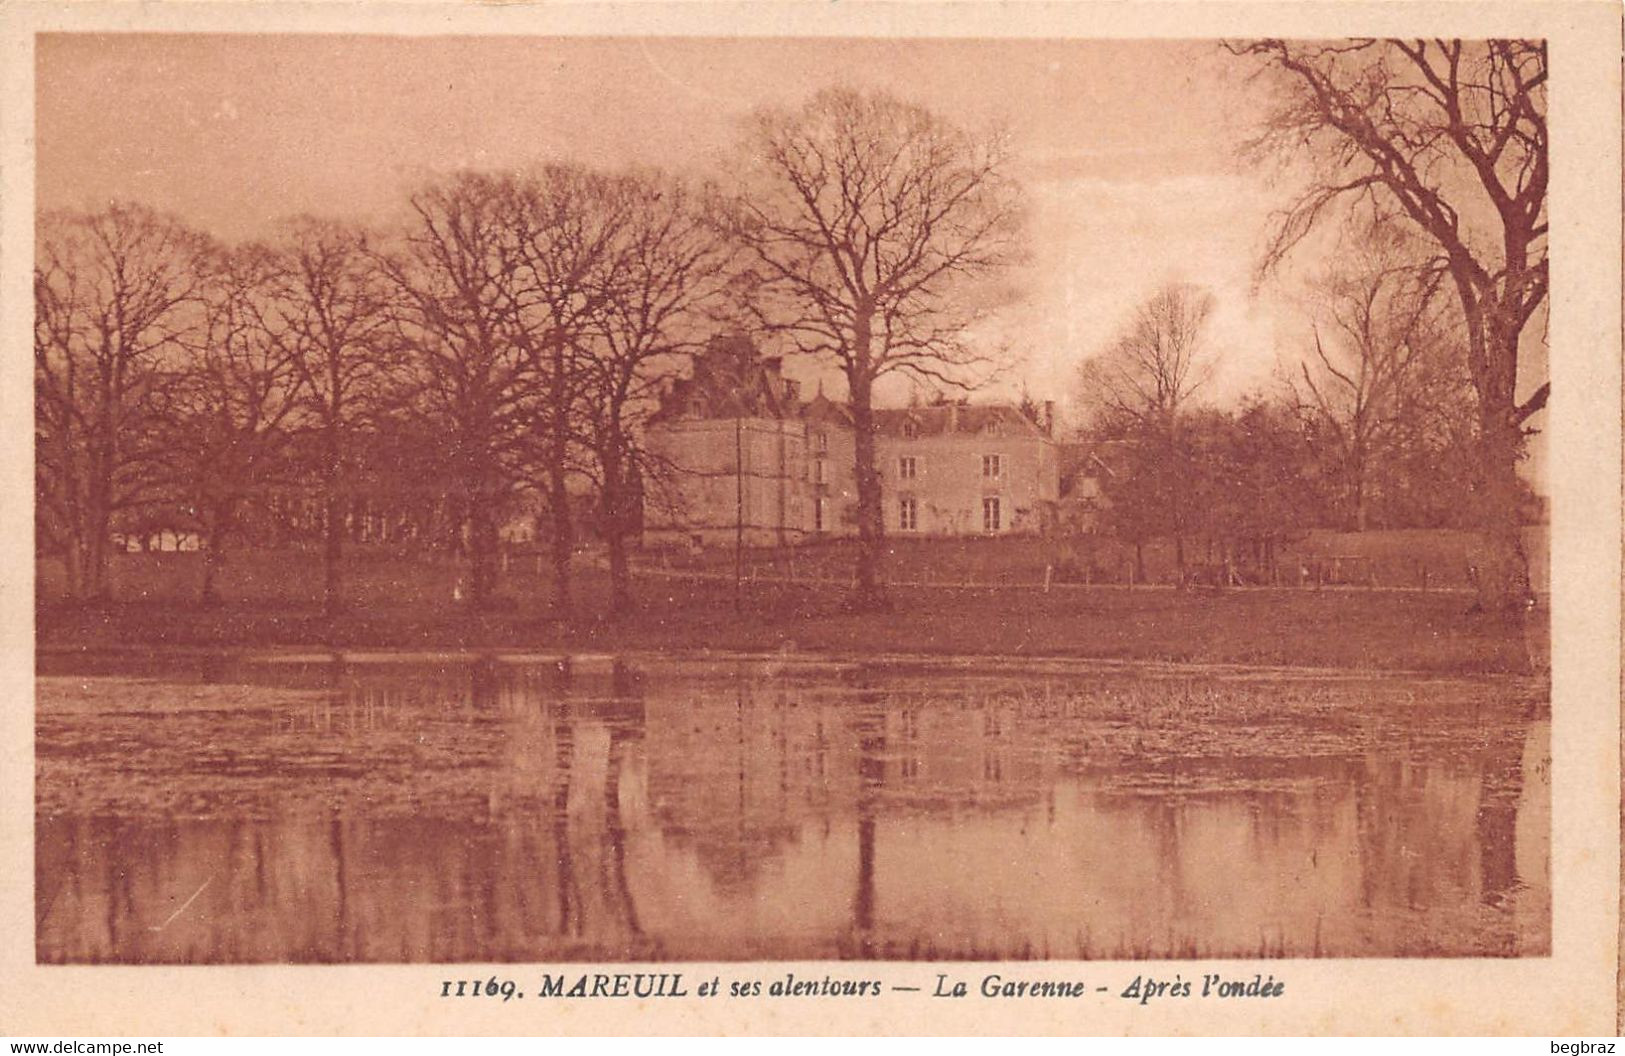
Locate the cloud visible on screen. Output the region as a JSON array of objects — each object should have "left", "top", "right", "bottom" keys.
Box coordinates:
[{"left": 989, "top": 167, "right": 1288, "bottom": 410}]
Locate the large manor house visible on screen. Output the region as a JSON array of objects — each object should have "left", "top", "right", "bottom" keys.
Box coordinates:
[{"left": 644, "top": 336, "right": 1065, "bottom": 548}]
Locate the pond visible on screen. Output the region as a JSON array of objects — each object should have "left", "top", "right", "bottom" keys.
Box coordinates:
[{"left": 35, "top": 652, "right": 1549, "bottom": 963}]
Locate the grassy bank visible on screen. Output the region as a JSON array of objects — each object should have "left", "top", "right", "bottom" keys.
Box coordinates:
[{"left": 37, "top": 550, "right": 1546, "bottom": 674}]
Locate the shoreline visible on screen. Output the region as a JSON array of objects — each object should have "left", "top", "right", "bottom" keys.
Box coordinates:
[
  {"left": 36, "top": 589, "right": 1547, "bottom": 678},
  {"left": 35, "top": 644, "right": 1551, "bottom": 687}
]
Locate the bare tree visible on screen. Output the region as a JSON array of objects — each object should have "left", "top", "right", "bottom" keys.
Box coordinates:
[
  {"left": 261, "top": 218, "right": 399, "bottom": 615},
  {"left": 1078, "top": 282, "right": 1218, "bottom": 430},
  {"left": 160, "top": 246, "right": 306, "bottom": 605},
  {"left": 1290, "top": 223, "right": 1449, "bottom": 531},
  {"left": 381, "top": 173, "right": 532, "bottom": 611},
  {"left": 583, "top": 170, "right": 734, "bottom": 617},
  {"left": 725, "top": 87, "right": 1026, "bottom": 610},
  {"left": 1230, "top": 39, "right": 1548, "bottom": 612},
  {"left": 500, "top": 165, "right": 629, "bottom": 615},
  {"left": 34, "top": 204, "right": 208, "bottom": 601},
  {"left": 1075, "top": 282, "right": 1219, "bottom": 584}
]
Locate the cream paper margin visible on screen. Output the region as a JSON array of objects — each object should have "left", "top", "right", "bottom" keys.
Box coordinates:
[{"left": 0, "top": 0, "right": 1617, "bottom": 1037}]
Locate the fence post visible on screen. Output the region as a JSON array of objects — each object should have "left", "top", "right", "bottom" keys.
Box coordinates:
[{"left": 1044, "top": 564, "right": 1053, "bottom": 594}]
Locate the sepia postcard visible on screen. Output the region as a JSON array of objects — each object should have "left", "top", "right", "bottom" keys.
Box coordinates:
[{"left": 0, "top": 0, "right": 1620, "bottom": 1038}]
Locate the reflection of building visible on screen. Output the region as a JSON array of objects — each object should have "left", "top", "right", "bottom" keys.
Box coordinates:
[{"left": 644, "top": 336, "right": 1062, "bottom": 546}]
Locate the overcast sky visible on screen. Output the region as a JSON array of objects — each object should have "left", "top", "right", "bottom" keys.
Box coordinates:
[
  {"left": 36, "top": 30, "right": 1547, "bottom": 492},
  {"left": 36, "top": 35, "right": 1304, "bottom": 408}
]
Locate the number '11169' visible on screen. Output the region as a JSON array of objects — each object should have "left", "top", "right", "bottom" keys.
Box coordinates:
[{"left": 440, "top": 977, "right": 521, "bottom": 1001}]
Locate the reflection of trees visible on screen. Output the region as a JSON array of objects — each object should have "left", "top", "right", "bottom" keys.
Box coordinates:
[
  {"left": 36, "top": 662, "right": 1552, "bottom": 963},
  {"left": 851, "top": 685, "right": 887, "bottom": 950},
  {"left": 328, "top": 817, "right": 349, "bottom": 956},
  {"left": 1350, "top": 716, "right": 1534, "bottom": 953},
  {"left": 601, "top": 661, "right": 643, "bottom": 938},
  {"left": 1475, "top": 722, "right": 1527, "bottom": 913},
  {"left": 551, "top": 686, "right": 579, "bottom": 936},
  {"left": 469, "top": 656, "right": 500, "bottom": 711}
]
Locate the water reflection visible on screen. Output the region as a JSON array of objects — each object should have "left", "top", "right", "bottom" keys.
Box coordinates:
[{"left": 35, "top": 654, "right": 1549, "bottom": 963}]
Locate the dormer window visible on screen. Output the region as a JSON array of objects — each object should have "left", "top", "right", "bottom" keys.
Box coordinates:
[
  {"left": 902, "top": 420, "right": 919, "bottom": 439},
  {"left": 815, "top": 431, "right": 829, "bottom": 453}
]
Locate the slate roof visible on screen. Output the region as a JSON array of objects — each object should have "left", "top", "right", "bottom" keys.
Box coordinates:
[
  {"left": 870, "top": 403, "right": 1048, "bottom": 439},
  {"left": 651, "top": 335, "right": 1054, "bottom": 442}
]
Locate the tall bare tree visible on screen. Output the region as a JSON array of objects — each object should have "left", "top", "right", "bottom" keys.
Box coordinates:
[
  {"left": 262, "top": 218, "right": 399, "bottom": 615},
  {"left": 1290, "top": 223, "right": 1450, "bottom": 531},
  {"left": 584, "top": 170, "right": 734, "bottom": 617},
  {"left": 35, "top": 204, "right": 209, "bottom": 601},
  {"left": 1230, "top": 39, "right": 1548, "bottom": 611},
  {"left": 160, "top": 246, "right": 306, "bottom": 605},
  {"left": 725, "top": 87, "right": 1026, "bottom": 610},
  {"left": 500, "top": 165, "right": 629, "bottom": 614},
  {"left": 1078, "top": 282, "right": 1218, "bottom": 430},
  {"left": 382, "top": 173, "right": 532, "bottom": 611},
  {"left": 1075, "top": 282, "right": 1219, "bottom": 583}
]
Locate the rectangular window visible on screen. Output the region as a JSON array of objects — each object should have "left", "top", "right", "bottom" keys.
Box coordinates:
[
  {"left": 814, "top": 497, "right": 825, "bottom": 532},
  {"left": 815, "top": 431, "right": 829, "bottom": 453},
  {"left": 814, "top": 459, "right": 826, "bottom": 484},
  {"left": 982, "top": 454, "right": 1002, "bottom": 479},
  {"left": 983, "top": 496, "right": 1001, "bottom": 533},
  {"left": 899, "top": 497, "right": 918, "bottom": 532},
  {"left": 898, "top": 455, "right": 917, "bottom": 480}
]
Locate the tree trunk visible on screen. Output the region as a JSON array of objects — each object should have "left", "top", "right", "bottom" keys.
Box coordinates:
[
  {"left": 548, "top": 344, "right": 574, "bottom": 616},
  {"left": 86, "top": 529, "right": 110, "bottom": 601},
  {"left": 468, "top": 491, "right": 498, "bottom": 610},
  {"left": 1459, "top": 293, "right": 1535, "bottom": 616},
  {"left": 1473, "top": 411, "right": 1533, "bottom": 616},
  {"left": 200, "top": 530, "right": 223, "bottom": 608},
  {"left": 602, "top": 448, "right": 633, "bottom": 619},
  {"left": 83, "top": 478, "right": 111, "bottom": 601},
  {"left": 322, "top": 459, "right": 344, "bottom": 617},
  {"left": 607, "top": 528, "right": 630, "bottom": 618},
  {"left": 83, "top": 410, "right": 115, "bottom": 602},
  {"left": 847, "top": 365, "right": 888, "bottom": 612},
  {"left": 62, "top": 537, "right": 86, "bottom": 602},
  {"left": 549, "top": 462, "right": 572, "bottom": 615}
]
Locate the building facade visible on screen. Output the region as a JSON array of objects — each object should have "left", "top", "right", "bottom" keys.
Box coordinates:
[
  {"left": 643, "top": 336, "right": 814, "bottom": 548},
  {"left": 644, "top": 337, "right": 1061, "bottom": 547}
]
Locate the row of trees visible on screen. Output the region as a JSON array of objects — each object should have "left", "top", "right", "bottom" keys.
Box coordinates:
[
  {"left": 1078, "top": 216, "right": 1500, "bottom": 579},
  {"left": 1229, "top": 38, "right": 1548, "bottom": 611},
  {"left": 35, "top": 39, "right": 1550, "bottom": 616},
  {"left": 36, "top": 87, "right": 1027, "bottom": 615},
  {"left": 1073, "top": 40, "right": 1546, "bottom": 610},
  {"left": 35, "top": 172, "right": 734, "bottom": 615}
]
